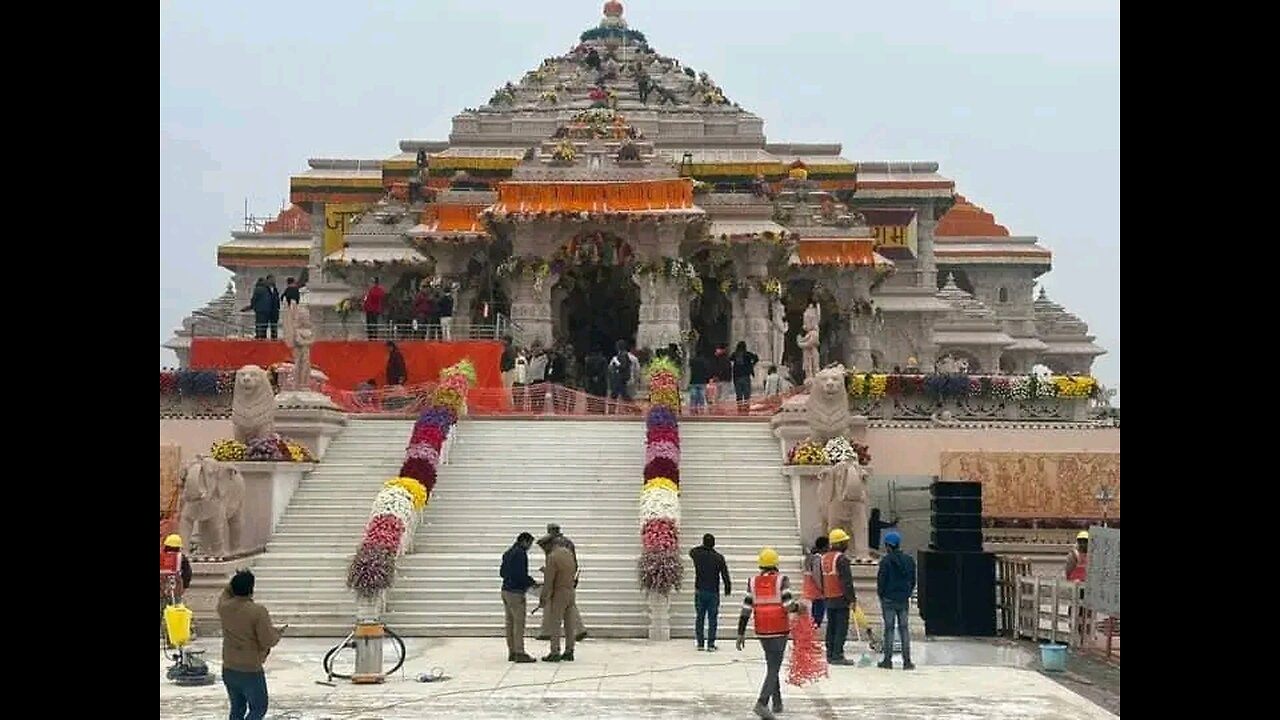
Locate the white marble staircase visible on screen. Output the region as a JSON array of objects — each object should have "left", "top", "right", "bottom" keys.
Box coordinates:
[
  {"left": 669, "top": 421, "right": 804, "bottom": 640},
  {"left": 385, "top": 419, "right": 647, "bottom": 636},
  {"left": 249, "top": 418, "right": 412, "bottom": 635}
]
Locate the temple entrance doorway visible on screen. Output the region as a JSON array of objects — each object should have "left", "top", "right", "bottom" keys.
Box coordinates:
[
  {"left": 688, "top": 247, "right": 734, "bottom": 361},
  {"left": 555, "top": 264, "right": 640, "bottom": 361},
  {"left": 551, "top": 231, "right": 640, "bottom": 363}
]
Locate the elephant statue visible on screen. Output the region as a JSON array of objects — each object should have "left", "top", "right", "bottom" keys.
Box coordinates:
[{"left": 178, "top": 455, "right": 247, "bottom": 558}]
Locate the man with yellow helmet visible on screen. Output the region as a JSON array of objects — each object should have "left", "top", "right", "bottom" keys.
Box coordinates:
[
  {"left": 160, "top": 534, "right": 193, "bottom": 645},
  {"left": 735, "top": 547, "right": 800, "bottom": 720},
  {"left": 820, "top": 528, "right": 858, "bottom": 664},
  {"left": 1065, "top": 530, "right": 1089, "bottom": 582}
]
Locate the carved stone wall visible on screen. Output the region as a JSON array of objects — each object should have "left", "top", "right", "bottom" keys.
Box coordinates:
[
  {"left": 637, "top": 275, "right": 682, "bottom": 350},
  {"left": 939, "top": 451, "right": 1120, "bottom": 520}
]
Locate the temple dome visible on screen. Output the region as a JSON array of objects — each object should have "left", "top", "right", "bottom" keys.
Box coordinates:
[{"left": 936, "top": 195, "right": 1010, "bottom": 237}]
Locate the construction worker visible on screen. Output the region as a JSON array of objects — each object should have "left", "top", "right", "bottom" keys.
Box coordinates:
[
  {"left": 821, "top": 528, "right": 858, "bottom": 664},
  {"left": 876, "top": 530, "right": 916, "bottom": 670},
  {"left": 735, "top": 547, "right": 800, "bottom": 720},
  {"left": 802, "top": 535, "right": 829, "bottom": 628},
  {"left": 1065, "top": 530, "right": 1089, "bottom": 581},
  {"left": 160, "top": 534, "right": 193, "bottom": 643}
]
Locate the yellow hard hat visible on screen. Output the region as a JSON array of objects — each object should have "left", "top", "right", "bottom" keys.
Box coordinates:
[
  {"left": 163, "top": 534, "right": 183, "bottom": 549},
  {"left": 828, "top": 528, "right": 851, "bottom": 545},
  {"left": 1076, "top": 531, "right": 1090, "bottom": 541},
  {"left": 758, "top": 547, "right": 780, "bottom": 568}
]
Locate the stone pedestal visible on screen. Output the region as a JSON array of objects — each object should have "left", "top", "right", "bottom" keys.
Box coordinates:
[
  {"left": 231, "top": 461, "right": 318, "bottom": 555},
  {"left": 646, "top": 593, "right": 672, "bottom": 641},
  {"left": 274, "top": 392, "right": 347, "bottom": 460},
  {"left": 782, "top": 465, "right": 827, "bottom": 551},
  {"left": 637, "top": 275, "right": 682, "bottom": 351}
]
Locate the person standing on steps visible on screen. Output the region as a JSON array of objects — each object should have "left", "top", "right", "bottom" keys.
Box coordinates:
[
  {"left": 821, "top": 528, "right": 858, "bottom": 664},
  {"left": 437, "top": 286, "right": 455, "bottom": 341},
  {"left": 500, "top": 532, "right": 539, "bottom": 663},
  {"left": 730, "top": 340, "right": 759, "bottom": 414},
  {"left": 802, "top": 535, "right": 829, "bottom": 628},
  {"left": 876, "top": 530, "right": 916, "bottom": 670},
  {"left": 689, "top": 533, "right": 732, "bottom": 651},
  {"left": 536, "top": 534, "right": 578, "bottom": 662},
  {"left": 1065, "top": 530, "right": 1089, "bottom": 581},
  {"left": 385, "top": 341, "right": 408, "bottom": 386},
  {"left": 217, "top": 569, "right": 283, "bottom": 720},
  {"left": 735, "top": 547, "right": 801, "bottom": 720},
  {"left": 539, "top": 523, "right": 587, "bottom": 641}
]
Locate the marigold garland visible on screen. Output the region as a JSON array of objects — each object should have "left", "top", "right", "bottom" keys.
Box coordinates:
[
  {"left": 846, "top": 371, "right": 1099, "bottom": 401},
  {"left": 787, "top": 611, "right": 829, "bottom": 686},
  {"left": 346, "top": 357, "right": 474, "bottom": 598}
]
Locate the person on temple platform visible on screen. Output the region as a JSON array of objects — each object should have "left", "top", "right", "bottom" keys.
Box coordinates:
[
  {"left": 264, "top": 275, "right": 281, "bottom": 340},
  {"left": 437, "top": 288, "right": 455, "bottom": 341},
  {"left": 385, "top": 341, "right": 408, "bottom": 386},
  {"left": 412, "top": 286, "right": 434, "bottom": 339},
  {"left": 1065, "top": 531, "right": 1089, "bottom": 581},
  {"left": 281, "top": 277, "right": 301, "bottom": 307},
  {"left": 688, "top": 353, "right": 710, "bottom": 414},
  {"left": 362, "top": 278, "right": 386, "bottom": 340},
  {"left": 244, "top": 278, "right": 271, "bottom": 339}
]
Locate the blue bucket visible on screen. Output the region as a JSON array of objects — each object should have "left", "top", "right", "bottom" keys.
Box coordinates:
[{"left": 1040, "top": 643, "right": 1068, "bottom": 672}]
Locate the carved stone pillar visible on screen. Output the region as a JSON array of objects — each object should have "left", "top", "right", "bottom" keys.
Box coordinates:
[
  {"left": 505, "top": 273, "right": 555, "bottom": 348},
  {"left": 916, "top": 201, "right": 938, "bottom": 290},
  {"left": 637, "top": 275, "right": 682, "bottom": 351},
  {"left": 849, "top": 316, "right": 874, "bottom": 372}
]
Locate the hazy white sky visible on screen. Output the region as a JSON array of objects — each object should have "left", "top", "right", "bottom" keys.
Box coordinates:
[{"left": 160, "top": 0, "right": 1119, "bottom": 396}]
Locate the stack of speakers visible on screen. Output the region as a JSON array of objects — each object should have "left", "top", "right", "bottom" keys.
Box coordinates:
[{"left": 917, "top": 480, "right": 996, "bottom": 637}]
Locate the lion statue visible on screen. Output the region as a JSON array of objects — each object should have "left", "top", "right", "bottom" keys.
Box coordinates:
[
  {"left": 804, "top": 364, "right": 851, "bottom": 443},
  {"left": 232, "top": 364, "right": 276, "bottom": 442},
  {"left": 817, "top": 460, "right": 871, "bottom": 559},
  {"left": 178, "top": 455, "right": 247, "bottom": 558}
]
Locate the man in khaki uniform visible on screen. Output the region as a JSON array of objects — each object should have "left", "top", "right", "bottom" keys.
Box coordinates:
[
  {"left": 537, "top": 534, "right": 579, "bottom": 662},
  {"left": 538, "top": 523, "right": 588, "bottom": 641}
]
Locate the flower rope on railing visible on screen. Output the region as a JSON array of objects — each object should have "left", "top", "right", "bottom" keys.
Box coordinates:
[
  {"left": 345, "top": 359, "right": 475, "bottom": 607},
  {"left": 638, "top": 357, "right": 683, "bottom": 615}
]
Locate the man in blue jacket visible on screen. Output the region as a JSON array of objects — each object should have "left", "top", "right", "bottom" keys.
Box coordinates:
[
  {"left": 500, "top": 532, "right": 539, "bottom": 663},
  {"left": 876, "top": 531, "right": 916, "bottom": 670}
]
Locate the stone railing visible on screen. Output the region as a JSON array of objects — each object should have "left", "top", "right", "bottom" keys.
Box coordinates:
[{"left": 845, "top": 373, "right": 1097, "bottom": 423}]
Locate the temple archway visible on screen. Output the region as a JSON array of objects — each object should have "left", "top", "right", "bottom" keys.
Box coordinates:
[
  {"left": 551, "top": 231, "right": 639, "bottom": 361},
  {"left": 688, "top": 247, "right": 734, "bottom": 360}
]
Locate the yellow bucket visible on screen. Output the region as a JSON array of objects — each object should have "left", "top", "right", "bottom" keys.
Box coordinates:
[{"left": 164, "top": 603, "right": 193, "bottom": 647}]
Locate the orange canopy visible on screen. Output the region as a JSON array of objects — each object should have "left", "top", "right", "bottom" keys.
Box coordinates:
[
  {"left": 494, "top": 179, "right": 694, "bottom": 213},
  {"left": 795, "top": 239, "right": 880, "bottom": 267}
]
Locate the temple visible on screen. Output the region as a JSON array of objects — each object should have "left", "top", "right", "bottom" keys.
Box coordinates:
[{"left": 165, "top": 1, "right": 1105, "bottom": 380}]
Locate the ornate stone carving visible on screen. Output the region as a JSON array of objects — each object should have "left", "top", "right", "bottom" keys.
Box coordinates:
[
  {"left": 939, "top": 451, "right": 1121, "bottom": 520},
  {"left": 511, "top": 302, "right": 554, "bottom": 321},
  {"left": 178, "top": 456, "right": 247, "bottom": 557},
  {"left": 281, "top": 303, "right": 314, "bottom": 391},
  {"left": 803, "top": 364, "right": 851, "bottom": 443},
  {"left": 231, "top": 365, "right": 276, "bottom": 442},
  {"left": 816, "top": 460, "right": 870, "bottom": 558},
  {"left": 770, "top": 299, "right": 787, "bottom": 366},
  {"left": 797, "top": 302, "right": 821, "bottom": 383}
]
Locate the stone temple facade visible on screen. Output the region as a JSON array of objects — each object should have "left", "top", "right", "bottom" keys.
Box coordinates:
[{"left": 165, "top": 2, "right": 1105, "bottom": 381}]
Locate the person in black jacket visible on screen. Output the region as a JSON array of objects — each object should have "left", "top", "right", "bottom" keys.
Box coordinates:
[
  {"left": 730, "top": 341, "right": 759, "bottom": 413},
  {"left": 265, "top": 275, "right": 282, "bottom": 340},
  {"left": 688, "top": 354, "right": 710, "bottom": 414},
  {"left": 689, "top": 533, "right": 732, "bottom": 651},
  {"left": 583, "top": 350, "right": 608, "bottom": 414},
  {"left": 500, "top": 532, "right": 539, "bottom": 663},
  {"left": 385, "top": 341, "right": 408, "bottom": 386},
  {"left": 245, "top": 278, "right": 272, "bottom": 339},
  {"left": 867, "top": 508, "right": 899, "bottom": 554},
  {"left": 282, "top": 277, "right": 302, "bottom": 306}
]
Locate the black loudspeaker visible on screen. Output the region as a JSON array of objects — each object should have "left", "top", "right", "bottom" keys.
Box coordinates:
[
  {"left": 917, "top": 550, "right": 997, "bottom": 637},
  {"left": 929, "top": 481, "right": 984, "bottom": 551}
]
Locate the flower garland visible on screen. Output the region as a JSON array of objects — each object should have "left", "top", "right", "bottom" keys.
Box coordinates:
[
  {"left": 788, "top": 437, "right": 871, "bottom": 467},
  {"left": 638, "top": 357, "right": 684, "bottom": 596},
  {"left": 209, "top": 434, "right": 314, "bottom": 463},
  {"left": 346, "top": 359, "right": 474, "bottom": 599},
  {"left": 847, "top": 372, "right": 1100, "bottom": 401}
]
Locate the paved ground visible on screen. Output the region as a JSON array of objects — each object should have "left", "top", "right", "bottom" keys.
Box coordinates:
[{"left": 160, "top": 637, "right": 1118, "bottom": 719}]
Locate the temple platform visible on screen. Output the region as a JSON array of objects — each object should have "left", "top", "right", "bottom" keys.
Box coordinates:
[{"left": 159, "top": 637, "right": 1116, "bottom": 720}]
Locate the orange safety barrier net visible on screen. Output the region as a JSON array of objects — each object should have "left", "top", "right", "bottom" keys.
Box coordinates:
[
  {"left": 327, "top": 382, "right": 799, "bottom": 418},
  {"left": 795, "top": 239, "right": 880, "bottom": 267},
  {"left": 188, "top": 339, "right": 505, "bottom": 411},
  {"left": 495, "top": 179, "right": 694, "bottom": 213}
]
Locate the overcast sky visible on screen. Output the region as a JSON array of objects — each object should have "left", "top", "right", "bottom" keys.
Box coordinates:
[{"left": 160, "top": 0, "right": 1119, "bottom": 399}]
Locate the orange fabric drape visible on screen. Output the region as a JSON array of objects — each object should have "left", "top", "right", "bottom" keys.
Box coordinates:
[
  {"left": 432, "top": 204, "right": 487, "bottom": 231},
  {"left": 188, "top": 340, "right": 505, "bottom": 411},
  {"left": 496, "top": 179, "right": 693, "bottom": 213},
  {"left": 796, "top": 239, "right": 877, "bottom": 267}
]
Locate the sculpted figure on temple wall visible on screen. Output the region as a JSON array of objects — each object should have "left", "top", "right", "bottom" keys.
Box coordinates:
[
  {"left": 803, "top": 364, "right": 851, "bottom": 443},
  {"left": 770, "top": 298, "right": 787, "bottom": 366},
  {"left": 797, "top": 302, "right": 821, "bottom": 384}
]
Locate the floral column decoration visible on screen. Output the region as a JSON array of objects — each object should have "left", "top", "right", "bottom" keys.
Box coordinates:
[
  {"left": 638, "top": 356, "right": 683, "bottom": 640},
  {"left": 345, "top": 359, "right": 476, "bottom": 616}
]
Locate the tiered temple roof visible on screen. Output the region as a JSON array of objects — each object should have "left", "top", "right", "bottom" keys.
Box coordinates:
[
  {"left": 1033, "top": 288, "right": 1106, "bottom": 358},
  {"left": 933, "top": 274, "right": 1015, "bottom": 348},
  {"left": 934, "top": 195, "right": 1052, "bottom": 272}
]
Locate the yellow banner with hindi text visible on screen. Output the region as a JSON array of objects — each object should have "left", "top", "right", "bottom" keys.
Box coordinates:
[{"left": 324, "top": 203, "right": 368, "bottom": 257}]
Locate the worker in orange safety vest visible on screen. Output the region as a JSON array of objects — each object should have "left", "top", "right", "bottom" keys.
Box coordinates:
[
  {"left": 801, "top": 535, "right": 829, "bottom": 628},
  {"left": 735, "top": 547, "right": 800, "bottom": 720},
  {"left": 1065, "top": 530, "right": 1089, "bottom": 582},
  {"left": 820, "top": 528, "right": 858, "bottom": 664}
]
